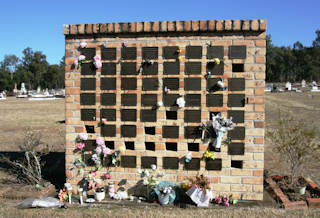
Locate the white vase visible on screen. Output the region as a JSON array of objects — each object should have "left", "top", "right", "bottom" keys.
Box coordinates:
[
  {"left": 94, "top": 191, "right": 105, "bottom": 202},
  {"left": 158, "top": 193, "right": 170, "bottom": 205}
]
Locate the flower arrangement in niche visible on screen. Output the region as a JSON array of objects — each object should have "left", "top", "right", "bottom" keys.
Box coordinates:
[
  {"left": 111, "top": 145, "right": 126, "bottom": 166},
  {"left": 185, "top": 152, "right": 192, "bottom": 163},
  {"left": 212, "top": 58, "right": 221, "bottom": 65},
  {"left": 74, "top": 133, "right": 88, "bottom": 174},
  {"left": 211, "top": 113, "right": 235, "bottom": 152},
  {"left": 176, "top": 94, "right": 185, "bottom": 108},
  {"left": 93, "top": 55, "right": 102, "bottom": 69},
  {"left": 92, "top": 137, "right": 111, "bottom": 170},
  {"left": 203, "top": 151, "right": 215, "bottom": 160},
  {"left": 74, "top": 55, "right": 86, "bottom": 68},
  {"left": 80, "top": 41, "right": 87, "bottom": 48},
  {"left": 58, "top": 189, "right": 68, "bottom": 202}
]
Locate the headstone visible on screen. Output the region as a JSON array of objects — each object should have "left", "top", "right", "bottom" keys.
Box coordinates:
[
  {"left": 285, "top": 82, "right": 291, "bottom": 91},
  {"left": 301, "top": 80, "right": 306, "bottom": 88}
]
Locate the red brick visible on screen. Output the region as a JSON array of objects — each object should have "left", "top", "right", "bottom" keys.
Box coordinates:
[
  {"left": 70, "top": 25, "right": 77, "bottom": 35},
  {"left": 136, "top": 22, "right": 143, "bottom": 32},
  {"left": 167, "top": 21, "right": 174, "bottom": 32},
  {"left": 242, "top": 20, "right": 250, "bottom": 31},
  {"left": 191, "top": 20, "right": 199, "bottom": 31},
  {"left": 254, "top": 137, "right": 264, "bottom": 144},
  {"left": 242, "top": 177, "right": 263, "bottom": 185},
  {"left": 233, "top": 20, "right": 241, "bottom": 31},
  {"left": 93, "top": 24, "right": 99, "bottom": 34},
  {"left": 225, "top": 20, "right": 232, "bottom": 30},
  {"left": 259, "top": 20, "right": 267, "bottom": 31},
  {"left": 209, "top": 177, "right": 219, "bottom": 183},
  {"left": 254, "top": 121, "right": 265, "bottom": 128},
  {"left": 216, "top": 20, "right": 223, "bottom": 31},
  {"left": 284, "top": 201, "right": 308, "bottom": 210},
  {"left": 256, "top": 40, "right": 266, "bottom": 47},
  {"left": 65, "top": 88, "right": 80, "bottom": 95},
  {"left": 78, "top": 24, "right": 85, "bottom": 34},
  {"left": 160, "top": 21, "right": 167, "bottom": 32},
  {"left": 176, "top": 21, "right": 183, "bottom": 31},
  {"left": 255, "top": 87, "right": 265, "bottom": 95},
  {"left": 100, "top": 23, "right": 107, "bottom": 33},
  {"left": 144, "top": 22, "right": 151, "bottom": 32},
  {"left": 184, "top": 21, "right": 191, "bottom": 31},
  {"left": 256, "top": 56, "right": 266, "bottom": 63},
  {"left": 121, "top": 23, "right": 129, "bottom": 32},
  {"left": 199, "top": 20, "right": 207, "bottom": 31},
  {"left": 107, "top": 23, "right": 114, "bottom": 33},
  {"left": 152, "top": 21, "right": 159, "bottom": 32},
  {"left": 208, "top": 20, "right": 215, "bottom": 31},
  {"left": 307, "top": 198, "right": 320, "bottom": 209},
  {"left": 85, "top": 24, "right": 92, "bottom": 34},
  {"left": 251, "top": 20, "right": 259, "bottom": 31},
  {"left": 114, "top": 23, "right": 120, "bottom": 33},
  {"left": 63, "top": 25, "right": 69, "bottom": 35},
  {"left": 75, "top": 127, "right": 85, "bottom": 133},
  {"left": 253, "top": 170, "right": 264, "bottom": 177}
]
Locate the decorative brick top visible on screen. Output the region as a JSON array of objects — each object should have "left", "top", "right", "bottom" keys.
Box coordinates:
[{"left": 63, "top": 19, "right": 266, "bottom": 35}]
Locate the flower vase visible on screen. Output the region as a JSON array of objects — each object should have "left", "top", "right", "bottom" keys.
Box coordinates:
[
  {"left": 201, "top": 129, "right": 205, "bottom": 140},
  {"left": 94, "top": 190, "right": 105, "bottom": 202},
  {"left": 158, "top": 193, "right": 170, "bottom": 205},
  {"left": 213, "top": 129, "right": 225, "bottom": 149}
]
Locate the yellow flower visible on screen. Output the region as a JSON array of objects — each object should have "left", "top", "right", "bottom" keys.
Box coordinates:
[
  {"left": 177, "top": 56, "right": 182, "bottom": 61},
  {"left": 177, "top": 48, "right": 182, "bottom": 53},
  {"left": 119, "top": 146, "right": 126, "bottom": 153},
  {"left": 203, "top": 151, "right": 215, "bottom": 159},
  {"left": 213, "top": 58, "right": 220, "bottom": 65}
]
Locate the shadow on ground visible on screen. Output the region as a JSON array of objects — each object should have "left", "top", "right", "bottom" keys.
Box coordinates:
[{"left": 0, "top": 152, "right": 65, "bottom": 189}]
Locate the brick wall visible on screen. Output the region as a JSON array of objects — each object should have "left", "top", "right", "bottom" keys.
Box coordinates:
[{"left": 64, "top": 19, "right": 266, "bottom": 200}]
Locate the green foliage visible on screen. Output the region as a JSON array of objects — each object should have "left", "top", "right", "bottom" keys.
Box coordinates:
[{"left": 267, "top": 111, "right": 320, "bottom": 184}]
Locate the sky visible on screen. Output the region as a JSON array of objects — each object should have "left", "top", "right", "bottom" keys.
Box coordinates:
[{"left": 0, "top": 0, "right": 319, "bottom": 65}]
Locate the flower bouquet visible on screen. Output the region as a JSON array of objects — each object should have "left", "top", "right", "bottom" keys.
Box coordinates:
[
  {"left": 211, "top": 113, "right": 235, "bottom": 151},
  {"left": 186, "top": 175, "right": 213, "bottom": 207}
]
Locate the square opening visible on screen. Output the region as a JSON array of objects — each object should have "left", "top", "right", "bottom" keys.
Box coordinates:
[
  {"left": 85, "top": 125, "right": 95, "bottom": 133},
  {"left": 166, "top": 142, "right": 177, "bottom": 151},
  {"left": 105, "top": 141, "right": 114, "bottom": 149},
  {"left": 125, "top": 142, "right": 135, "bottom": 150},
  {"left": 145, "top": 142, "right": 155, "bottom": 151},
  {"left": 231, "top": 160, "right": 243, "bottom": 169},
  {"left": 166, "top": 111, "right": 177, "bottom": 120},
  {"left": 145, "top": 127, "right": 155, "bottom": 135},
  {"left": 209, "top": 112, "right": 220, "bottom": 120},
  {"left": 188, "top": 143, "right": 199, "bottom": 151},
  {"left": 232, "top": 64, "right": 244, "bottom": 72}
]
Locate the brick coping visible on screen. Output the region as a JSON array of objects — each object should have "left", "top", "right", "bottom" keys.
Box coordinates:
[{"left": 63, "top": 19, "right": 266, "bottom": 35}]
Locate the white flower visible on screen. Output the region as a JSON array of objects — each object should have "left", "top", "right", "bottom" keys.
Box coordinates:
[
  {"left": 157, "top": 101, "right": 164, "bottom": 107},
  {"left": 137, "top": 169, "right": 142, "bottom": 174},
  {"left": 186, "top": 152, "right": 192, "bottom": 160},
  {"left": 80, "top": 42, "right": 87, "bottom": 48},
  {"left": 217, "top": 80, "right": 225, "bottom": 88},
  {"left": 143, "top": 178, "right": 149, "bottom": 185},
  {"left": 151, "top": 164, "right": 157, "bottom": 171},
  {"left": 176, "top": 97, "right": 185, "bottom": 108},
  {"left": 144, "top": 170, "right": 150, "bottom": 177},
  {"left": 78, "top": 55, "right": 86, "bottom": 61}
]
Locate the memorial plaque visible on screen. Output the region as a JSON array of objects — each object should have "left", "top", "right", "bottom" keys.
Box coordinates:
[
  {"left": 101, "top": 48, "right": 116, "bottom": 60},
  {"left": 184, "top": 126, "right": 201, "bottom": 139},
  {"left": 207, "top": 78, "right": 222, "bottom": 92},
  {"left": 142, "top": 62, "right": 158, "bottom": 75},
  {"left": 81, "top": 109, "right": 96, "bottom": 121},
  {"left": 80, "top": 93, "right": 96, "bottom": 105},
  {"left": 186, "top": 46, "right": 202, "bottom": 59},
  {"left": 228, "top": 110, "right": 244, "bottom": 123},
  {"left": 207, "top": 46, "right": 224, "bottom": 59},
  {"left": 84, "top": 140, "right": 96, "bottom": 151},
  {"left": 121, "top": 78, "right": 137, "bottom": 90},
  {"left": 121, "top": 94, "right": 137, "bottom": 106},
  {"left": 163, "top": 157, "right": 179, "bottom": 169},
  {"left": 121, "top": 125, "right": 136, "bottom": 137},
  {"left": 141, "top": 94, "right": 157, "bottom": 106},
  {"left": 142, "top": 47, "right": 158, "bottom": 59},
  {"left": 185, "top": 62, "right": 201, "bottom": 75},
  {"left": 206, "top": 61, "right": 224, "bottom": 75},
  {"left": 205, "top": 158, "right": 222, "bottom": 170},
  {"left": 228, "top": 127, "right": 245, "bottom": 140},
  {"left": 140, "top": 110, "right": 157, "bottom": 122},
  {"left": 81, "top": 78, "right": 96, "bottom": 90},
  {"left": 121, "top": 156, "right": 136, "bottom": 168},
  {"left": 162, "top": 126, "right": 179, "bottom": 138},
  {"left": 228, "top": 143, "right": 245, "bottom": 155},
  {"left": 188, "top": 143, "right": 199, "bottom": 151},
  {"left": 141, "top": 156, "right": 157, "bottom": 168},
  {"left": 101, "top": 63, "right": 116, "bottom": 75},
  {"left": 101, "top": 125, "right": 116, "bottom": 137},
  {"left": 206, "top": 94, "right": 223, "bottom": 107},
  {"left": 142, "top": 78, "right": 158, "bottom": 91},
  {"left": 80, "top": 48, "right": 95, "bottom": 59},
  {"left": 184, "top": 110, "right": 201, "bottom": 123},
  {"left": 121, "top": 109, "right": 137, "bottom": 121},
  {"left": 81, "top": 63, "right": 96, "bottom": 75},
  {"left": 229, "top": 45, "right": 246, "bottom": 59},
  {"left": 163, "top": 46, "right": 179, "bottom": 59},
  {"left": 228, "top": 94, "right": 245, "bottom": 107},
  {"left": 166, "top": 142, "right": 177, "bottom": 151},
  {"left": 121, "top": 47, "right": 137, "bottom": 60},
  {"left": 163, "top": 78, "right": 179, "bottom": 90},
  {"left": 185, "top": 158, "right": 200, "bottom": 170},
  {"left": 185, "top": 94, "right": 201, "bottom": 107},
  {"left": 101, "top": 78, "right": 116, "bottom": 90},
  {"left": 121, "top": 62, "right": 137, "bottom": 75},
  {"left": 184, "top": 78, "right": 201, "bottom": 90},
  {"left": 228, "top": 78, "right": 245, "bottom": 91},
  {"left": 163, "top": 62, "right": 180, "bottom": 75},
  {"left": 101, "top": 93, "right": 116, "bottom": 106},
  {"left": 101, "top": 109, "right": 116, "bottom": 121},
  {"left": 163, "top": 94, "right": 179, "bottom": 107}
]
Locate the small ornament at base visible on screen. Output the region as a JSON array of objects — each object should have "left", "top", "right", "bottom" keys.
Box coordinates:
[{"left": 94, "top": 188, "right": 105, "bottom": 202}]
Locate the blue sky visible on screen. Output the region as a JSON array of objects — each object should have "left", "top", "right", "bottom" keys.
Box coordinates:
[{"left": 0, "top": 0, "right": 319, "bottom": 65}]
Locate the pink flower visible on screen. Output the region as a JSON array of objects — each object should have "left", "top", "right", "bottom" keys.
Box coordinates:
[
  {"left": 101, "top": 118, "right": 107, "bottom": 124},
  {"left": 73, "top": 59, "right": 78, "bottom": 66},
  {"left": 122, "top": 41, "right": 128, "bottom": 47},
  {"left": 96, "top": 146, "right": 102, "bottom": 154},
  {"left": 103, "top": 147, "right": 111, "bottom": 155},
  {"left": 93, "top": 55, "right": 101, "bottom": 62},
  {"left": 103, "top": 173, "right": 111, "bottom": 180},
  {"left": 223, "top": 201, "right": 230, "bottom": 207},
  {"left": 96, "top": 137, "right": 104, "bottom": 146},
  {"left": 91, "top": 171, "right": 97, "bottom": 178},
  {"left": 214, "top": 196, "right": 222, "bottom": 204},
  {"left": 78, "top": 133, "right": 88, "bottom": 140},
  {"left": 94, "top": 60, "right": 102, "bottom": 69},
  {"left": 80, "top": 42, "right": 87, "bottom": 48},
  {"left": 78, "top": 55, "right": 86, "bottom": 61},
  {"left": 77, "top": 143, "right": 85, "bottom": 150}
]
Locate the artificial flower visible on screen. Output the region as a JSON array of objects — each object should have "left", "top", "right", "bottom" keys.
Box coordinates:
[
  {"left": 96, "top": 146, "right": 102, "bottom": 154},
  {"left": 93, "top": 55, "right": 101, "bottom": 62},
  {"left": 176, "top": 47, "right": 182, "bottom": 53},
  {"left": 157, "top": 101, "right": 164, "bottom": 107},
  {"left": 176, "top": 96, "right": 185, "bottom": 108},
  {"left": 94, "top": 61, "right": 102, "bottom": 69},
  {"left": 96, "top": 137, "right": 104, "bottom": 146},
  {"left": 78, "top": 55, "right": 86, "bottom": 61},
  {"left": 91, "top": 154, "right": 98, "bottom": 161},
  {"left": 203, "top": 151, "right": 215, "bottom": 160},
  {"left": 144, "top": 170, "right": 150, "bottom": 177},
  {"left": 78, "top": 133, "right": 88, "bottom": 140},
  {"left": 101, "top": 118, "right": 107, "bottom": 124},
  {"left": 103, "top": 173, "right": 111, "bottom": 180},
  {"left": 213, "top": 58, "right": 220, "bottom": 65},
  {"left": 77, "top": 142, "right": 85, "bottom": 150},
  {"left": 103, "top": 147, "right": 111, "bottom": 155},
  {"left": 58, "top": 189, "right": 68, "bottom": 202},
  {"left": 177, "top": 56, "right": 182, "bottom": 61},
  {"left": 80, "top": 42, "right": 87, "bottom": 48},
  {"left": 185, "top": 152, "right": 192, "bottom": 163},
  {"left": 73, "top": 59, "right": 78, "bottom": 67},
  {"left": 122, "top": 41, "right": 128, "bottom": 47},
  {"left": 151, "top": 164, "right": 157, "bottom": 170}
]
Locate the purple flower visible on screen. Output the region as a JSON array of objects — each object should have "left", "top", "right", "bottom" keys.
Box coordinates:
[
  {"left": 94, "top": 60, "right": 102, "bottom": 69},
  {"left": 93, "top": 55, "right": 101, "bottom": 62},
  {"left": 103, "top": 147, "right": 111, "bottom": 155},
  {"left": 96, "top": 137, "right": 104, "bottom": 146},
  {"left": 214, "top": 196, "right": 222, "bottom": 204},
  {"left": 96, "top": 146, "right": 102, "bottom": 154},
  {"left": 91, "top": 154, "right": 98, "bottom": 161},
  {"left": 78, "top": 133, "right": 88, "bottom": 140},
  {"left": 223, "top": 201, "right": 229, "bottom": 207}
]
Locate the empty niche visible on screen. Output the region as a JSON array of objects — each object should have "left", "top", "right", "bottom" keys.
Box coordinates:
[
  {"left": 231, "top": 160, "right": 243, "bottom": 169},
  {"left": 145, "top": 127, "right": 155, "bottom": 135},
  {"left": 121, "top": 156, "right": 137, "bottom": 168},
  {"left": 105, "top": 141, "right": 115, "bottom": 149},
  {"left": 85, "top": 125, "right": 95, "bottom": 133},
  {"left": 125, "top": 142, "right": 135, "bottom": 150},
  {"left": 185, "top": 158, "right": 200, "bottom": 170},
  {"left": 232, "top": 64, "right": 244, "bottom": 72},
  {"left": 81, "top": 109, "right": 96, "bottom": 121},
  {"left": 166, "top": 111, "right": 177, "bottom": 120},
  {"left": 166, "top": 142, "right": 177, "bottom": 151},
  {"left": 186, "top": 46, "right": 202, "bottom": 59},
  {"left": 205, "top": 158, "right": 222, "bottom": 170},
  {"left": 141, "top": 157, "right": 157, "bottom": 169},
  {"left": 229, "top": 45, "right": 246, "bottom": 59},
  {"left": 188, "top": 143, "right": 199, "bottom": 152},
  {"left": 163, "top": 157, "right": 179, "bottom": 169},
  {"left": 121, "top": 47, "right": 137, "bottom": 60},
  {"left": 145, "top": 142, "right": 155, "bottom": 151}
]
